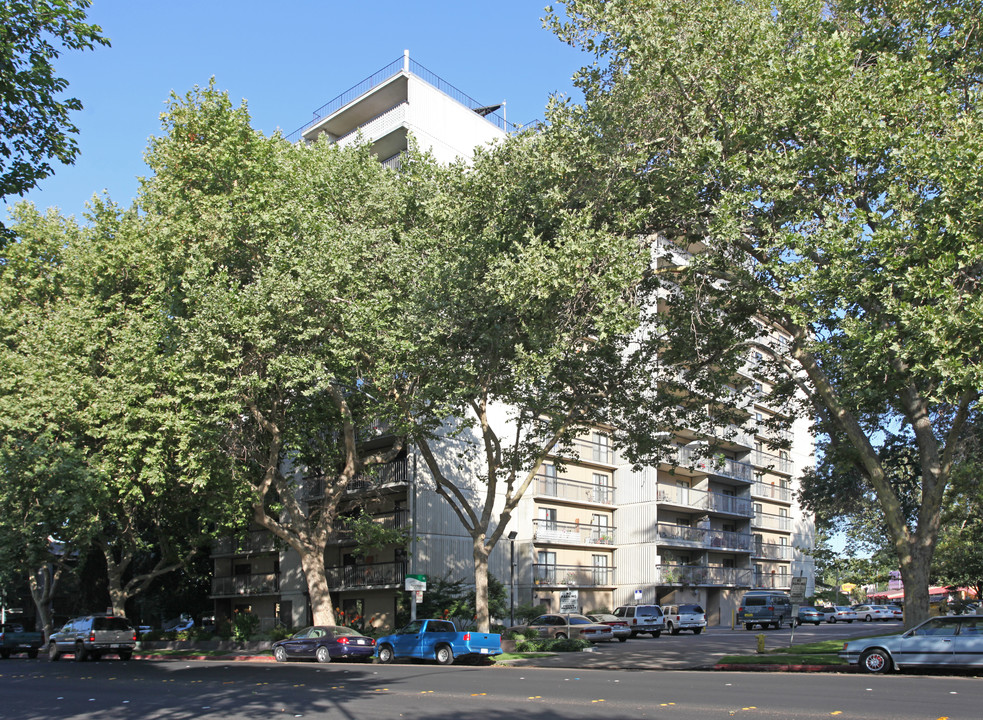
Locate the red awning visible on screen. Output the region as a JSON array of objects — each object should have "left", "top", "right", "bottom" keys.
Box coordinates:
[{"left": 868, "top": 586, "right": 978, "bottom": 601}]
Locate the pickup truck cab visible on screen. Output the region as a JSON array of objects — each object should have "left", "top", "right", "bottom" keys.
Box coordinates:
[
  {"left": 375, "top": 619, "right": 501, "bottom": 665},
  {"left": 0, "top": 623, "right": 44, "bottom": 659}
]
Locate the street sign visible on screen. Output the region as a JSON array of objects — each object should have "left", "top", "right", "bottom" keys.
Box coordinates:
[
  {"left": 405, "top": 574, "right": 427, "bottom": 591},
  {"left": 790, "top": 576, "right": 807, "bottom": 603},
  {"left": 559, "top": 590, "right": 579, "bottom": 613},
  {"left": 634, "top": 589, "right": 643, "bottom": 602}
]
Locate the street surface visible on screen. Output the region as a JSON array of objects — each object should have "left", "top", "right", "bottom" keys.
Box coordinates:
[{"left": 0, "top": 656, "right": 979, "bottom": 720}]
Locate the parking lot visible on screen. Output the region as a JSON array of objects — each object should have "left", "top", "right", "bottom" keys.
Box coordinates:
[{"left": 511, "top": 618, "right": 900, "bottom": 670}]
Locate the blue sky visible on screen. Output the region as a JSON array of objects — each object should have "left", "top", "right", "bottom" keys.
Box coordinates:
[{"left": 7, "top": 0, "right": 585, "bottom": 222}]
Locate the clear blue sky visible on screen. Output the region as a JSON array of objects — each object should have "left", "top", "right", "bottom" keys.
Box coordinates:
[{"left": 7, "top": 0, "right": 585, "bottom": 222}]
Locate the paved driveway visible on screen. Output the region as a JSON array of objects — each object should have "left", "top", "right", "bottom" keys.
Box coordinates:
[{"left": 509, "top": 621, "right": 898, "bottom": 670}]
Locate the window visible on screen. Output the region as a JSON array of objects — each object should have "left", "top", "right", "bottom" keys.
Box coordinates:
[
  {"left": 593, "top": 432, "right": 611, "bottom": 463},
  {"left": 591, "top": 513, "right": 610, "bottom": 544},
  {"left": 543, "top": 463, "right": 557, "bottom": 496},
  {"left": 592, "top": 473, "right": 611, "bottom": 503},
  {"left": 538, "top": 507, "right": 557, "bottom": 532},
  {"left": 537, "top": 551, "right": 557, "bottom": 583},
  {"left": 592, "top": 554, "right": 610, "bottom": 585}
]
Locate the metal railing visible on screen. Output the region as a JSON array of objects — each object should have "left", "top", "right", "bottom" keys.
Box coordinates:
[
  {"left": 532, "top": 519, "right": 616, "bottom": 546},
  {"left": 212, "top": 531, "right": 278, "bottom": 556},
  {"left": 325, "top": 561, "right": 406, "bottom": 590},
  {"left": 751, "top": 512, "right": 791, "bottom": 531},
  {"left": 751, "top": 450, "right": 794, "bottom": 475},
  {"left": 552, "top": 437, "right": 615, "bottom": 465},
  {"left": 657, "top": 564, "right": 752, "bottom": 586},
  {"left": 302, "top": 457, "right": 409, "bottom": 499},
  {"left": 751, "top": 480, "right": 793, "bottom": 503},
  {"left": 532, "top": 563, "right": 614, "bottom": 587},
  {"left": 656, "top": 484, "right": 753, "bottom": 516},
  {"left": 675, "top": 446, "right": 753, "bottom": 482},
  {"left": 334, "top": 102, "right": 408, "bottom": 147},
  {"left": 655, "top": 523, "right": 754, "bottom": 551},
  {"left": 533, "top": 473, "right": 615, "bottom": 504},
  {"left": 336, "top": 508, "right": 409, "bottom": 542},
  {"left": 285, "top": 55, "right": 508, "bottom": 142},
  {"left": 753, "top": 542, "right": 794, "bottom": 560},
  {"left": 751, "top": 572, "right": 791, "bottom": 589},
  {"left": 211, "top": 572, "right": 279, "bottom": 597}
]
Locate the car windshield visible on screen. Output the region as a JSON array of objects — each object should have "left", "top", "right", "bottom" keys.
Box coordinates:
[
  {"left": 93, "top": 618, "right": 132, "bottom": 631},
  {"left": 330, "top": 626, "right": 364, "bottom": 637},
  {"left": 679, "top": 605, "right": 704, "bottom": 613},
  {"left": 568, "top": 616, "right": 593, "bottom": 625}
]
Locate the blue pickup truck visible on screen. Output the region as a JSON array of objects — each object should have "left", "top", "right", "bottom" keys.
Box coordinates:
[{"left": 375, "top": 619, "right": 501, "bottom": 665}]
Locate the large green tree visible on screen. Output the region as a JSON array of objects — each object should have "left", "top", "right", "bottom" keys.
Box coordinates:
[
  {"left": 546, "top": 0, "right": 983, "bottom": 625},
  {"left": 0, "top": 0, "right": 109, "bottom": 236}
]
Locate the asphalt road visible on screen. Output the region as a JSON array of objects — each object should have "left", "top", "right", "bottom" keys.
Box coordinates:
[{"left": 0, "top": 655, "right": 979, "bottom": 720}]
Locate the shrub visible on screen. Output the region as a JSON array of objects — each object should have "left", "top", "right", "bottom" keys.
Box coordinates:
[
  {"left": 267, "top": 625, "right": 294, "bottom": 641},
  {"left": 231, "top": 612, "right": 260, "bottom": 641}
]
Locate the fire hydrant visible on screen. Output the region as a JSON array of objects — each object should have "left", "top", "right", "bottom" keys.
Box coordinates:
[{"left": 756, "top": 633, "right": 766, "bottom": 653}]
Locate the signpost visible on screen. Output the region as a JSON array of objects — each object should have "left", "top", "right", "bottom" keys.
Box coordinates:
[
  {"left": 789, "top": 576, "right": 808, "bottom": 644},
  {"left": 559, "top": 590, "right": 579, "bottom": 614},
  {"left": 406, "top": 574, "right": 427, "bottom": 621}
]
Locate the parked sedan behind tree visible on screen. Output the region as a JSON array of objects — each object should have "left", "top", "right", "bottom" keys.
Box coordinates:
[
  {"left": 272, "top": 626, "right": 375, "bottom": 663},
  {"left": 509, "top": 614, "right": 614, "bottom": 642}
]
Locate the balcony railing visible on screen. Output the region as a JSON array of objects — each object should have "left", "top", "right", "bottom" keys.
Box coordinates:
[
  {"left": 751, "top": 450, "right": 794, "bottom": 476},
  {"left": 532, "top": 563, "right": 614, "bottom": 587},
  {"left": 655, "top": 523, "right": 753, "bottom": 552},
  {"left": 325, "top": 561, "right": 406, "bottom": 590},
  {"left": 753, "top": 542, "right": 794, "bottom": 560},
  {"left": 656, "top": 484, "right": 753, "bottom": 517},
  {"left": 302, "top": 457, "right": 409, "bottom": 500},
  {"left": 751, "top": 512, "right": 791, "bottom": 531},
  {"left": 336, "top": 508, "right": 409, "bottom": 542},
  {"left": 211, "top": 572, "right": 279, "bottom": 598},
  {"left": 335, "top": 102, "right": 408, "bottom": 147},
  {"left": 657, "top": 564, "right": 752, "bottom": 587},
  {"left": 212, "top": 531, "right": 278, "bottom": 556},
  {"left": 675, "top": 446, "right": 753, "bottom": 483},
  {"left": 751, "top": 572, "right": 791, "bottom": 589},
  {"left": 534, "top": 474, "right": 615, "bottom": 505},
  {"left": 552, "top": 437, "right": 615, "bottom": 466},
  {"left": 532, "top": 519, "right": 616, "bottom": 546},
  {"left": 751, "top": 480, "right": 792, "bottom": 503}
]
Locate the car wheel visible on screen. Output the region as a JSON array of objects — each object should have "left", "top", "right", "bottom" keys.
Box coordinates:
[
  {"left": 693, "top": 627, "right": 702, "bottom": 635},
  {"left": 273, "top": 646, "right": 288, "bottom": 663},
  {"left": 48, "top": 643, "right": 60, "bottom": 662},
  {"left": 0, "top": 649, "right": 9, "bottom": 659},
  {"left": 629, "top": 630, "right": 639, "bottom": 638},
  {"left": 118, "top": 651, "right": 132, "bottom": 661},
  {"left": 435, "top": 644, "right": 454, "bottom": 665},
  {"left": 554, "top": 632, "right": 567, "bottom": 640},
  {"left": 846, "top": 620, "right": 853, "bottom": 623},
  {"left": 618, "top": 636, "right": 628, "bottom": 642},
  {"left": 668, "top": 622, "right": 679, "bottom": 636},
  {"left": 27, "top": 649, "right": 38, "bottom": 659},
  {"left": 378, "top": 645, "right": 394, "bottom": 664},
  {"left": 744, "top": 623, "right": 754, "bottom": 631},
  {"left": 90, "top": 651, "right": 102, "bottom": 661},
  {"left": 316, "top": 646, "right": 331, "bottom": 664},
  {"left": 813, "top": 621, "right": 821, "bottom": 626},
  {"left": 652, "top": 630, "right": 662, "bottom": 638},
  {"left": 864, "top": 614, "right": 873, "bottom": 622},
  {"left": 74, "top": 643, "right": 88, "bottom": 662},
  {"left": 829, "top": 617, "right": 837, "bottom": 623},
  {"left": 794, "top": 619, "right": 802, "bottom": 627},
  {"left": 860, "top": 647, "right": 892, "bottom": 674}
]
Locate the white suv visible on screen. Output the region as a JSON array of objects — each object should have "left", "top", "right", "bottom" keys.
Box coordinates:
[
  {"left": 612, "top": 604, "right": 666, "bottom": 638},
  {"left": 661, "top": 604, "right": 708, "bottom": 635}
]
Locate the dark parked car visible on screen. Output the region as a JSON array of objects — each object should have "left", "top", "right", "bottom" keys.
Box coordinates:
[
  {"left": 840, "top": 614, "right": 983, "bottom": 673},
  {"left": 272, "top": 626, "right": 376, "bottom": 663}
]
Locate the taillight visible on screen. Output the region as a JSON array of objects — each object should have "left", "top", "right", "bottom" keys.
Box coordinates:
[
  {"left": 767, "top": 605, "right": 774, "bottom": 611},
  {"left": 463, "top": 632, "right": 471, "bottom": 641},
  {"left": 132, "top": 631, "right": 137, "bottom": 641},
  {"left": 89, "top": 631, "right": 96, "bottom": 642},
  {"left": 337, "top": 637, "right": 349, "bottom": 644},
  {"left": 738, "top": 606, "right": 744, "bottom": 613}
]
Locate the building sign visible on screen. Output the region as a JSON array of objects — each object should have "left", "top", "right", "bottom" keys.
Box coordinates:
[
  {"left": 405, "top": 574, "right": 427, "bottom": 592},
  {"left": 559, "top": 590, "right": 579, "bottom": 613}
]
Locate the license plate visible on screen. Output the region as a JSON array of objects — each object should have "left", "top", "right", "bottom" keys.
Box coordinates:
[
  {"left": 110, "top": 644, "right": 122, "bottom": 648},
  {"left": 480, "top": 648, "right": 489, "bottom": 654}
]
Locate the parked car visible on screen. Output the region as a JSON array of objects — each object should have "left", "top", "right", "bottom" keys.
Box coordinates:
[
  {"left": 376, "top": 619, "right": 501, "bottom": 665},
  {"left": 795, "top": 606, "right": 824, "bottom": 626},
  {"left": 0, "top": 623, "right": 43, "bottom": 659},
  {"left": 840, "top": 614, "right": 983, "bottom": 673},
  {"left": 882, "top": 604, "right": 904, "bottom": 621},
  {"left": 854, "top": 605, "right": 893, "bottom": 622},
  {"left": 612, "top": 604, "right": 666, "bottom": 638},
  {"left": 272, "top": 625, "right": 375, "bottom": 663},
  {"left": 661, "top": 604, "right": 707, "bottom": 635},
  {"left": 738, "top": 591, "right": 793, "bottom": 630},
  {"left": 587, "top": 613, "right": 631, "bottom": 642},
  {"left": 823, "top": 606, "right": 858, "bottom": 623},
  {"left": 510, "top": 614, "right": 614, "bottom": 643},
  {"left": 48, "top": 615, "right": 137, "bottom": 661}
]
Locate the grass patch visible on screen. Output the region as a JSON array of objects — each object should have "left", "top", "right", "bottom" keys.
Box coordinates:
[
  {"left": 495, "top": 652, "right": 555, "bottom": 661},
  {"left": 718, "top": 637, "right": 851, "bottom": 666}
]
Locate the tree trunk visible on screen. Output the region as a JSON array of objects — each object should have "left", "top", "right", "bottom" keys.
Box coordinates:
[
  {"left": 473, "top": 536, "right": 491, "bottom": 632},
  {"left": 298, "top": 547, "right": 337, "bottom": 626},
  {"left": 28, "top": 564, "right": 60, "bottom": 642},
  {"left": 104, "top": 550, "right": 128, "bottom": 617},
  {"left": 899, "top": 545, "right": 933, "bottom": 629}
]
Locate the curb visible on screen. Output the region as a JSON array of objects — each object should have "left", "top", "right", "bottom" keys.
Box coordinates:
[
  {"left": 714, "top": 663, "right": 852, "bottom": 672},
  {"left": 135, "top": 653, "right": 274, "bottom": 662}
]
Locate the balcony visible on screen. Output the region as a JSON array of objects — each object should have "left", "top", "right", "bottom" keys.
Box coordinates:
[
  {"left": 212, "top": 531, "right": 277, "bottom": 557},
  {"left": 751, "top": 512, "right": 791, "bottom": 532},
  {"left": 753, "top": 542, "right": 794, "bottom": 560},
  {"left": 656, "top": 564, "right": 752, "bottom": 587},
  {"left": 533, "top": 474, "right": 615, "bottom": 505},
  {"left": 532, "top": 519, "right": 616, "bottom": 546},
  {"left": 325, "top": 561, "right": 406, "bottom": 590},
  {"left": 336, "top": 508, "right": 409, "bottom": 543},
  {"left": 532, "top": 563, "right": 614, "bottom": 588},
  {"left": 751, "top": 450, "right": 794, "bottom": 476},
  {"left": 751, "top": 480, "right": 793, "bottom": 504},
  {"left": 302, "top": 457, "right": 409, "bottom": 500},
  {"left": 656, "top": 523, "right": 753, "bottom": 552},
  {"left": 656, "top": 484, "right": 753, "bottom": 517},
  {"left": 552, "top": 437, "right": 615, "bottom": 467},
  {"left": 675, "top": 446, "right": 753, "bottom": 483},
  {"left": 751, "top": 572, "right": 791, "bottom": 590},
  {"left": 334, "top": 102, "right": 407, "bottom": 148},
  {"left": 211, "top": 572, "right": 279, "bottom": 598}
]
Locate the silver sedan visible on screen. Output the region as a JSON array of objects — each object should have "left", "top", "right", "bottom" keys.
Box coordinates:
[{"left": 840, "top": 614, "right": 983, "bottom": 673}]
